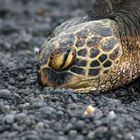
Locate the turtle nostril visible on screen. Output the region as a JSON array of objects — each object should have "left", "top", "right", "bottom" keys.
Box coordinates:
[{"left": 49, "top": 48, "right": 76, "bottom": 71}]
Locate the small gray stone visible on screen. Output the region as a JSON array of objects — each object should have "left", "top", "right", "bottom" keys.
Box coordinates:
[
  {"left": 58, "top": 136, "right": 68, "bottom": 140},
  {"left": 57, "top": 110, "right": 64, "bottom": 117},
  {"left": 35, "top": 122, "right": 44, "bottom": 130},
  {"left": 70, "top": 94, "right": 78, "bottom": 102},
  {"left": 13, "top": 94, "right": 22, "bottom": 103},
  {"left": 87, "top": 126, "right": 108, "bottom": 139},
  {"left": 76, "top": 135, "right": 84, "bottom": 140},
  {"left": 64, "top": 123, "right": 73, "bottom": 132},
  {"left": 4, "top": 105, "right": 10, "bottom": 113},
  {"left": 87, "top": 131, "right": 95, "bottom": 139},
  {"left": 69, "top": 130, "right": 78, "bottom": 137},
  {"left": 42, "top": 106, "right": 56, "bottom": 116},
  {"left": 18, "top": 103, "right": 30, "bottom": 110},
  {"left": 53, "top": 122, "right": 62, "bottom": 131},
  {"left": 94, "top": 108, "right": 103, "bottom": 119},
  {"left": 15, "top": 113, "right": 26, "bottom": 122},
  {"left": 5, "top": 42, "right": 12, "bottom": 50},
  {"left": 74, "top": 120, "right": 85, "bottom": 131},
  {"left": 4, "top": 114, "right": 14, "bottom": 124},
  {"left": 107, "top": 111, "right": 117, "bottom": 121},
  {"left": 24, "top": 134, "right": 40, "bottom": 140},
  {"left": 19, "top": 131, "right": 40, "bottom": 140},
  {"left": 0, "top": 89, "right": 12, "bottom": 99},
  {"left": 0, "top": 102, "right": 4, "bottom": 112},
  {"left": 31, "top": 102, "right": 43, "bottom": 108}
]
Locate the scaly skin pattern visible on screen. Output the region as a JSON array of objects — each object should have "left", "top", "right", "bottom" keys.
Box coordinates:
[{"left": 37, "top": 19, "right": 140, "bottom": 92}]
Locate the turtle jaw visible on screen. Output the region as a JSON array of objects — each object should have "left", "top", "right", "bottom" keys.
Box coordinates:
[
  {"left": 38, "top": 67, "right": 93, "bottom": 90},
  {"left": 38, "top": 67, "right": 74, "bottom": 87}
]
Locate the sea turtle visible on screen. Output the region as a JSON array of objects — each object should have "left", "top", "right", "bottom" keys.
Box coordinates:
[{"left": 37, "top": 0, "right": 140, "bottom": 92}]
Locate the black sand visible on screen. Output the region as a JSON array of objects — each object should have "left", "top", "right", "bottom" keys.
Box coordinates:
[{"left": 0, "top": 0, "right": 140, "bottom": 140}]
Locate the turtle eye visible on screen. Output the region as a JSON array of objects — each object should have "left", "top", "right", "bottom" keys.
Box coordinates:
[
  {"left": 49, "top": 48, "right": 76, "bottom": 71},
  {"left": 62, "top": 49, "right": 75, "bottom": 69}
]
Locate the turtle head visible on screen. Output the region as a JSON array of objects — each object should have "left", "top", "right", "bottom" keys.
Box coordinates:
[
  {"left": 37, "top": 19, "right": 122, "bottom": 92},
  {"left": 37, "top": 32, "right": 80, "bottom": 88},
  {"left": 37, "top": 27, "right": 94, "bottom": 90}
]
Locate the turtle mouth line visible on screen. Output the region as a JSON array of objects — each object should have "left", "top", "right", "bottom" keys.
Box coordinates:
[{"left": 38, "top": 67, "right": 93, "bottom": 89}]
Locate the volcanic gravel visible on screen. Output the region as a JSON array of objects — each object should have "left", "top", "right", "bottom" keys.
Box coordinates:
[{"left": 1, "top": 0, "right": 140, "bottom": 140}]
